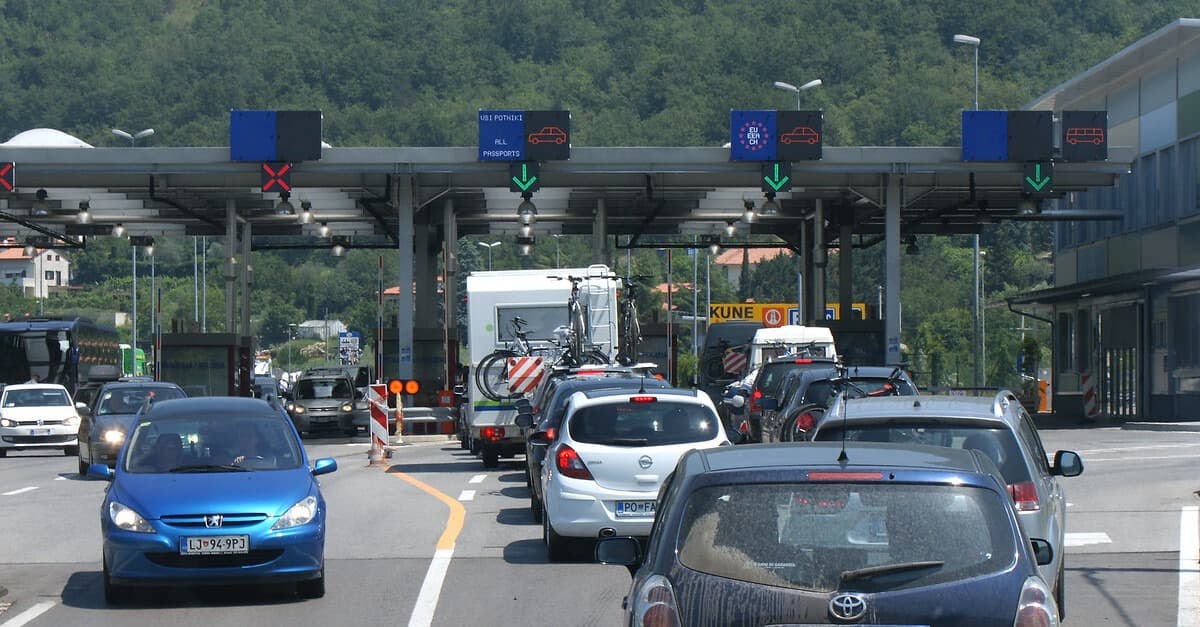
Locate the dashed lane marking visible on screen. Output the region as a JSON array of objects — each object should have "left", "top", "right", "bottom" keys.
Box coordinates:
[
  {"left": 468, "top": 474, "right": 486, "bottom": 484},
  {"left": 1064, "top": 532, "right": 1112, "bottom": 547},
  {"left": 0, "top": 600, "right": 56, "bottom": 627},
  {"left": 1, "top": 487, "right": 37, "bottom": 496},
  {"left": 1179, "top": 506, "right": 1199, "bottom": 627},
  {"left": 458, "top": 490, "right": 476, "bottom": 501}
]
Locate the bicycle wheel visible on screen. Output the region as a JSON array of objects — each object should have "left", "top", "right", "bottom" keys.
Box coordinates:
[
  {"left": 475, "top": 350, "right": 517, "bottom": 401},
  {"left": 567, "top": 300, "right": 587, "bottom": 364},
  {"left": 780, "top": 404, "right": 825, "bottom": 442},
  {"left": 580, "top": 349, "right": 610, "bottom": 366},
  {"left": 617, "top": 304, "right": 641, "bottom": 366}
]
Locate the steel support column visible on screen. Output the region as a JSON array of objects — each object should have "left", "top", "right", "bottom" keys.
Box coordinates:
[
  {"left": 414, "top": 209, "right": 437, "bottom": 324},
  {"left": 224, "top": 200, "right": 237, "bottom": 333},
  {"left": 593, "top": 197, "right": 608, "bottom": 265},
  {"left": 395, "top": 176, "right": 415, "bottom": 380},
  {"left": 885, "top": 174, "right": 902, "bottom": 366},
  {"left": 812, "top": 199, "right": 826, "bottom": 324}
]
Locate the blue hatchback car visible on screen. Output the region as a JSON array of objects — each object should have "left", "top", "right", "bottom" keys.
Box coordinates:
[
  {"left": 597, "top": 442, "right": 1060, "bottom": 626},
  {"left": 88, "top": 396, "right": 338, "bottom": 603}
]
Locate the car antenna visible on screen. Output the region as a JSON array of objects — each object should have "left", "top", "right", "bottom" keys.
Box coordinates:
[
  {"left": 837, "top": 376, "right": 849, "bottom": 464},
  {"left": 638, "top": 370, "right": 647, "bottom": 394}
]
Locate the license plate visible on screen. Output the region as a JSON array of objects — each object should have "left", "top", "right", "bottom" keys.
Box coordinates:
[
  {"left": 180, "top": 535, "right": 249, "bottom": 555},
  {"left": 31, "top": 428, "right": 51, "bottom": 436},
  {"left": 615, "top": 500, "right": 656, "bottom": 517}
]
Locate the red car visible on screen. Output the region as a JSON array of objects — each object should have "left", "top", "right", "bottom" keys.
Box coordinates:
[
  {"left": 528, "top": 126, "right": 567, "bottom": 144},
  {"left": 780, "top": 127, "right": 820, "bottom": 145}
]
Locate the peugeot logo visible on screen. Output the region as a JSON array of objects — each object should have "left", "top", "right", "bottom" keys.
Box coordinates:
[
  {"left": 829, "top": 592, "right": 867, "bottom": 621},
  {"left": 204, "top": 515, "right": 224, "bottom": 529},
  {"left": 638, "top": 455, "right": 653, "bottom": 469}
]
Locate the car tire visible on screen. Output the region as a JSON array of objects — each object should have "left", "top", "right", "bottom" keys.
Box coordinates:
[
  {"left": 469, "top": 438, "right": 480, "bottom": 456},
  {"left": 64, "top": 445, "right": 78, "bottom": 457},
  {"left": 1055, "top": 559, "right": 1066, "bottom": 620},
  {"left": 0, "top": 449, "right": 7, "bottom": 458},
  {"left": 482, "top": 448, "right": 499, "bottom": 469},
  {"left": 297, "top": 568, "right": 325, "bottom": 599},
  {"left": 543, "top": 510, "right": 571, "bottom": 562},
  {"left": 530, "top": 492, "right": 543, "bottom": 520},
  {"left": 459, "top": 435, "right": 469, "bottom": 450},
  {"left": 78, "top": 454, "right": 88, "bottom": 476},
  {"left": 103, "top": 559, "right": 127, "bottom": 604}
]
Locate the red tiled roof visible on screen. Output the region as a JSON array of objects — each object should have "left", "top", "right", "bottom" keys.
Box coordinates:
[
  {"left": 712, "top": 247, "right": 790, "bottom": 265},
  {"left": 0, "top": 248, "right": 33, "bottom": 260}
]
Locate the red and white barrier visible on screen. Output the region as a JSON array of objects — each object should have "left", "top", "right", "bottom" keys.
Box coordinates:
[
  {"left": 507, "top": 356, "right": 545, "bottom": 395},
  {"left": 1080, "top": 370, "right": 1098, "bottom": 419},
  {"left": 368, "top": 383, "right": 391, "bottom": 464}
]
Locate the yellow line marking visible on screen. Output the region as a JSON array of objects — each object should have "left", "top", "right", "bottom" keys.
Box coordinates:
[{"left": 385, "top": 466, "right": 465, "bottom": 551}]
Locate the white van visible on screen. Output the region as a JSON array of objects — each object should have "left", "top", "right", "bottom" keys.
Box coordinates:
[{"left": 745, "top": 325, "right": 837, "bottom": 372}]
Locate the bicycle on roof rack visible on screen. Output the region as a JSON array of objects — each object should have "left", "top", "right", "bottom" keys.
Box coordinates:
[
  {"left": 615, "top": 275, "right": 646, "bottom": 366},
  {"left": 776, "top": 365, "right": 909, "bottom": 443},
  {"left": 474, "top": 315, "right": 608, "bottom": 402}
]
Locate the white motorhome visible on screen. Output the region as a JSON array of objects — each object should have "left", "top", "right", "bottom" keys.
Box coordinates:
[
  {"left": 746, "top": 325, "right": 838, "bottom": 372},
  {"left": 464, "top": 265, "right": 618, "bottom": 468}
]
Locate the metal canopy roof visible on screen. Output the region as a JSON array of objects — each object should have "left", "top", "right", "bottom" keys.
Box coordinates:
[{"left": 0, "top": 145, "right": 1134, "bottom": 251}]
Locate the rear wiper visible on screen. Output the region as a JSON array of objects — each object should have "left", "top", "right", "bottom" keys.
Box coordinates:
[
  {"left": 168, "top": 464, "right": 250, "bottom": 473},
  {"left": 839, "top": 560, "right": 943, "bottom": 583}
]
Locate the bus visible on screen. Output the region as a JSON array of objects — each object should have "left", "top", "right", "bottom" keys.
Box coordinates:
[{"left": 0, "top": 317, "right": 121, "bottom": 394}]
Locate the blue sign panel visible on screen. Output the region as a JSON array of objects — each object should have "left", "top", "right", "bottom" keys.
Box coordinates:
[
  {"left": 729, "top": 110, "right": 776, "bottom": 161},
  {"left": 961, "top": 110, "right": 1008, "bottom": 161},
  {"left": 230, "top": 110, "right": 278, "bottom": 162},
  {"left": 478, "top": 110, "right": 526, "bottom": 161}
]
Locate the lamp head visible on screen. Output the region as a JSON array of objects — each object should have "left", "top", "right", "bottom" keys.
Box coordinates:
[
  {"left": 742, "top": 199, "right": 756, "bottom": 223},
  {"left": 709, "top": 241, "right": 721, "bottom": 256},
  {"left": 318, "top": 222, "right": 329, "bottom": 237},
  {"left": 516, "top": 235, "right": 534, "bottom": 256},
  {"left": 759, "top": 193, "right": 780, "bottom": 217},
  {"left": 274, "top": 191, "right": 294, "bottom": 216},
  {"left": 112, "top": 223, "right": 126, "bottom": 237},
  {"left": 517, "top": 195, "right": 537, "bottom": 225},
  {"left": 724, "top": 221, "right": 737, "bottom": 237},
  {"left": 953, "top": 34, "right": 980, "bottom": 46},
  {"left": 298, "top": 200, "right": 313, "bottom": 224},
  {"left": 77, "top": 200, "right": 92, "bottom": 224}
]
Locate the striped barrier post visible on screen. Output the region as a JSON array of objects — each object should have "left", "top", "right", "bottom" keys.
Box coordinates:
[
  {"left": 368, "top": 383, "right": 389, "bottom": 465},
  {"left": 506, "top": 356, "right": 545, "bottom": 396},
  {"left": 1080, "top": 370, "right": 1099, "bottom": 419}
]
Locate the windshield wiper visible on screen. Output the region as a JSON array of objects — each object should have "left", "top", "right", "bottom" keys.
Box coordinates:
[
  {"left": 168, "top": 464, "right": 250, "bottom": 473},
  {"left": 839, "top": 560, "right": 944, "bottom": 583}
]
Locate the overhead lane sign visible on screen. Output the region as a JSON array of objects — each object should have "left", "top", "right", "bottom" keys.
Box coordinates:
[
  {"left": 478, "top": 110, "right": 571, "bottom": 162},
  {"left": 729, "top": 110, "right": 823, "bottom": 162}
]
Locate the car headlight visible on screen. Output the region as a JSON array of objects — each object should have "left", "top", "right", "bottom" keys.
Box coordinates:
[
  {"left": 64, "top": 415, "right": 80, "bottom": 428},
  {"left": 0, "top": 418, "right": 13, "bottom": 428},
  {"left": 340, "top": 402, "right": 353, "bottom": 413},
  {"left": 108, "top": 501, "right": 155, "bottom": 533},
  {"left": 102, "top": 429, "right": 125, "bottom": 445},
  {"left": 271, "top": 495, "right": 318, "bottom": 530},
  {"left": 292, "top": 405, "right": 305, "bottom": 414}
]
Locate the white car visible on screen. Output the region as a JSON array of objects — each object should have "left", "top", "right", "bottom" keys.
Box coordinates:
[
  {"left": 540, "top": 388, "right": 730, "bottom": 561},
  {"left": 0, "top": 383, "right": 80, "bottom": 457}
]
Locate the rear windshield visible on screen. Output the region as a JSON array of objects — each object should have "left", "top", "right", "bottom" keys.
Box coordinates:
[
  {"left": 677, "top": 482, "right": 1017, "bottom": 593},
  {"left": 569, "top": 401, "right": 720, "bottom": 446},
  {"left": 756, "top": 362, "right": 832, "bottom": 398},
  {"left": 801, "top": 377, "right": 917, "bottom": 407},
  {"left": 813, "top": 425, "right": 1032, "bottom": 484}
]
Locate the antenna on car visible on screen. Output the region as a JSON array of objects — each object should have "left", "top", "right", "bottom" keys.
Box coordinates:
[{"left": 837, "top": 374, "right": 849, "bottom": 464}]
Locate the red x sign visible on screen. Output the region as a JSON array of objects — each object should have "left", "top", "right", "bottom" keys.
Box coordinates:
[
  {"left": 0, "top": 162, "right": 13, "bottom": 192},
  {"left": 260, "top": 162, "right": 292, "bottom": 192}
]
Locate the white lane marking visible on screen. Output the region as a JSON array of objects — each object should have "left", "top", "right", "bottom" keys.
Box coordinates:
[
  {"left": 54, "top": 476, "right": 66, "bottom": 481},
  {"left": 2, "top": 487, "right": 37, "bottom": 496},
  {"left": 408, "top": 548, "right": 454, "bottom": 627},
  {"left": 1064, "top": 532, "right": 1111, "bottom": 547},
  {"left": 1, "top": 600, "right": 57, "bottom": 627},
  {"left": 1179, "top": 505, "right": 1199, "bottom": 627},
  {"left": 1075, "top": 443, "right": 1200, "bottom": 455},
  {"left": 457, "top": 490, "right": 476, "bottom": 501},
  {"left": 1076, "top": 454, "right": 1200, "bottom": 463},
  {"left": 468, "top": 474, "right": 486, "bottom": 484}
]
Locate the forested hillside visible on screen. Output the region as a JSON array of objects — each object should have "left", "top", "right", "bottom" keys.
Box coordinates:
[{"left": 0, "top": 0, "right": 1191, "bottom": 386}]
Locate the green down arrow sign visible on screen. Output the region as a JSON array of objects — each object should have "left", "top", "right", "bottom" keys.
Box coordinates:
[
  {"left": 509, "top": 161, "right": 540, "bottom": 192},
  {"left": 1023, "top": 161, "right": 1052, "bottom": 194},
  {"left": 761, "top": 161, "right": 792, "bottom": 192}
]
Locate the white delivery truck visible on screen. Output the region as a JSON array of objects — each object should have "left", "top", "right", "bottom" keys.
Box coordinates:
[
  {"left": 745, "top": 324, "right": 838, "bottom": 372},
  {"left": 465, "top": 265, "right": 619, "bottom": 468}
]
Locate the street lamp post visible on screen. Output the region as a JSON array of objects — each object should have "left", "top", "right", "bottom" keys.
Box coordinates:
[
  {"left": 954, "top": 33, "right": 984, "bottom": 388},
  {"left": 477, "top": 241, "right": 501, "bottom": 271},
  {"left": 552, "top": 234, "right": 563, "bottom": 268},
  {"left": 772, "top": 78, "right": 822, "bottom": 109},
  {"left": 287, "top": 323, "right": 297, "bottom": 382},
  {"left": 112, "top": 128, "right": 155, "bottom": 147}
]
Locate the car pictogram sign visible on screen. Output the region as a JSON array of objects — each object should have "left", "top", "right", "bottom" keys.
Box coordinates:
[
  {"left": 527, "top": 126, "right": 567, "bottom": 145},
  {"left": 260, "top": 162, "right": 292, "bottom": 192}
]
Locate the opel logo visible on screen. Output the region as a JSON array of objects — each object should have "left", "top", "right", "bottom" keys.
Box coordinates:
[
  {"left": 204, "top": 515, "right": 224, "bottom": 529},
  {"left": 638, "top": 455, "right": 653, "bottom": 469},
  {"left": 829, "top": 592, "right": 867, "bottom": 621}
]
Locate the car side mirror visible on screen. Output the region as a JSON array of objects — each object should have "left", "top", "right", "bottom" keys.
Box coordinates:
[
  {"left": 1030, "top": 538, "right": 1053, "bottom": 566},
  {"left": 724, "top": 395, "right": 745, "bottom": 409},
  {"left": 515, "top": 399, "right": 533, "bottom": 414},
  {"left": 514, "top": 413, "right": 534, "bottom": 429},
  {"left": 87, "top": 463, "right": 113, "bottom": 481},
  {"left": 760, "top": 397, "right": 778, "bottom": 411},
  {"left": 75, "top": 403, "right": 92, "bottom": 417},
  {"left": 595, "top": 536, "right": 642, "bottom": 576},
  {"left": 1053, "top": 450, "right": 1083, "bottom": 477},
  {"left": 312, "top": 458, "right": 338, "bottom": 476}
]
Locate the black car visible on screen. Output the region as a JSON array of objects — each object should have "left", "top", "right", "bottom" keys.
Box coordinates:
[
  {"left": 514, "top": 371, "right": 671, "bottom": 518},
  {"left": 762, "top": 365, "right": 918, "bottom": 442},
  {"left": 735, "top": 355, "right": 839, "bottom": 443},
  {"left": 596, "top": 442, "right": 1061, "bottom": 626},
  {"left": 76, "top": 380, "right": 188, "bottom": 474}
]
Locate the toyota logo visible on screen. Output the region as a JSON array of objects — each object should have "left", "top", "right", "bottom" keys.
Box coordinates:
[
  {"left": 829, "top": 592, "right": 867, "bottom": 621},
  {"left": 638, "top": 455, "right": 653, "bottom": 469},
  {"left": 204, "top": 515, "right": 224, "bottom": 529}
]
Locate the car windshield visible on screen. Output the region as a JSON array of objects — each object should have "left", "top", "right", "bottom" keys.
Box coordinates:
[
  {"left": 813, "top": 424, "right": 1032, "bottom": 484},
  {"left": 2, "top": 388, "right": 70, "bottom": 407},
  {"left": 97, "top": 387, "right": 186, "bottom": 415},
  {"left": 123, "top": 413, "right": 302, "bottom": 473},
  {"left": 568, "top": 401, "right": 719, "bottom": 445},
  {"left": 676, "top": 482, "right": 1017, "bottom": 593},
  {"left": 295, "top": 378, "right": 353, "bottom": 400}
]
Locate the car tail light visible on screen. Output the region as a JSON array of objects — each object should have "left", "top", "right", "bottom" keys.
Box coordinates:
[
  {"left": 1013, "top": 575, "right": 1059, "bottom": 626},
  {"left": 575, "top": 370, "right": 605, "bottom": 376},
  {"left": 793, "top": 358, "right": 813, "bottom": 364},
  {"left": 794, "top": 411, "right": 816, "bottom": 432},
  {"left": 632, "top": 574, "right": 682, "bottom": 627},
  {"left": 555, "top": 444, "right": 593, "bottom": 480},
  {"left": 1008, "top": 481, "right": 1040, "bottom": 511},
  {"left": 629, "top": 396, "right": 657, "bottom": 403},
  {"left": 481, "top": 426, "right": 505, "bottom": 442},
  {"left": 749, "top": 388, "right": 762, "bottom": 413},
  {"left": 807, "top": 471, "right": 884, "bottom": 481}
]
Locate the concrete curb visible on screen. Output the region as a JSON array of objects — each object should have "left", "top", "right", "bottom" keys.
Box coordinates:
[{"left": 1120, "top": 421, "right": 1200, "bottom": 433}]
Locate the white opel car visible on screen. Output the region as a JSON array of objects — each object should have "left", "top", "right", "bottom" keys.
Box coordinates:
[
  {"left": 540, "top": 388, "right": 730, "bottom": 561},
  {"left": 0, "top": 383, "right": 80, "bottom": 457}
]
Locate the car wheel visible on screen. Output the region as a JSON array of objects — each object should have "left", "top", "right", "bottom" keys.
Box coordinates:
[
  {"left": 0, "top": 449, "right": 7, "bottom": 458},
  {"left": 103, "top": 559, "right": 127, "bottom": 604},
  {"left": 1055, "top": 559, "right": 1066, "bottom": 620},
  {"left": 78, "top": 454, "right": 88, "bottom": 476},
  {"left": 297, "top": 568, "right": 325, "bottom": 599},
  {"left": 530, "top": 492, "right": 543, "bottom": 520},
  {"left": 543, "top": 510, "right": 571, "bottom": 562},
  {"left": 459, "top": 435, "right": 469, "bottom": 450},
  {"left": 469, "top": 438, "right": 480, "bottom": 455},
  {"left": 482, "top": 448, "right": 499, "bottom": 469},
  {"left": 64, "top": 445, "right": 79, "bottom": 457}
]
